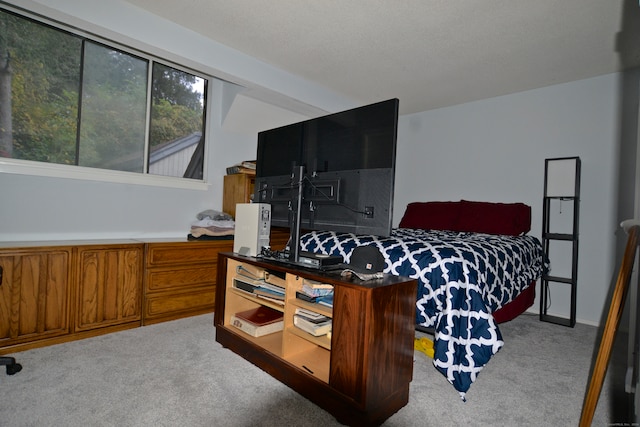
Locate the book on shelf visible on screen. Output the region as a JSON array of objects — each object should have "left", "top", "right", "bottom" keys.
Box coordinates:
[
  {"left": 255, "top": 294, "right": 285, "bottom": 306},
  {"left": 303, "top": 278, "right": 333, "bottom": 290},
  {"left": 226, "top": 165, "right": 256, "bottom": 175},
  {"left": 226, "top": 160, "right": 256, "bottom": 175},
  {"left": 301, "top": 282, "right": 334, "bottom": 298},
  {"left": 257, "top": 282, "right": 285, "bottom": 294},
  {"left": 253, "top": 287, "right": 285, "bottom": 300},
  {"left": 239, "top": 160, "right": 256, "bottom": 169},
  {"left": 293, "top": 315, "right": 332, "bottom": 337},
  {"left": 317, "top": 293, "right": 334, "bottom": 308},
  {"left": 294, "top": 307, "right": 331, "bottom": 324},
  {"left": 295, "top": 291, "right": 319, "bottom": 303},
  {"left": 236, "top": 264, "right": 265, "bottom": 281},
  {"left": 233, "top": 278, "right": 260, "bottom": 294},
  {"left": 230, "top": 306, "right": 284, "bottom": 337},
  {"left": 296, "top": 281, "right": 334, "bottom": 306},
  {"left": 233, "top": 276, "right": 285, "bottom": 299}
]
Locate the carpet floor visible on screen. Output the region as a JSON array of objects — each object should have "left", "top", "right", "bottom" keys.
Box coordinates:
[{"left": 0, "top": 312, "right": 626, "bottom": 426}]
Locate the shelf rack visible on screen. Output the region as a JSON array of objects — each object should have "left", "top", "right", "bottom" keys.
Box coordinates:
[{"left": 540, "top": 156, "right": 581, "bottom": 327}]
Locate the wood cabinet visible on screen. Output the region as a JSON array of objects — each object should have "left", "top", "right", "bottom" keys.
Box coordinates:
[
  {"left": 0, "top": 237, "right": 286, "bottom": 354},
  {"left": 0, "top": 241, "right": 144, "bottom": 353},
  {"left": 223, "top": 173, "right": 254, "bottom": 218},
  {"left": 268, "top": 227, "right": 290, "bottom": 251},
  {"left": 214, "top": 253, "right": 417, "bottom": 426},
  {"left": 75, "top": 244, "right": 143, "bottom": 331},
  {"left": 143, "top": 239, "right": 232, "bottom": 325},
  {"left": 0, "top": 246, "right": 72, "bottom": 348}
]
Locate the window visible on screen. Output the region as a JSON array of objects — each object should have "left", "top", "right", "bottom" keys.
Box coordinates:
[{"left": 0, "top": 8, "right": 208, "bottom": 181}]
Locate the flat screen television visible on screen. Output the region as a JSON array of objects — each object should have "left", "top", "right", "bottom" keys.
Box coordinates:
[{"left": 254, "top": 98, "right": 399, "bottom": 261}]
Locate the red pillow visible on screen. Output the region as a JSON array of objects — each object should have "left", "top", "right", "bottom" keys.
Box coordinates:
[
  {"left": 456, "top": 200, "right": 531, "bottom": 235},
  {"left": 398, "top": 201, "right": 462, "bottom": 231}
]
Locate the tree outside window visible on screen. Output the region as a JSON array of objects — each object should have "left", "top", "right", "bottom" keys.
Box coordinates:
[{"left": 0, "top": 9, "right": 208, "bottom": 180}]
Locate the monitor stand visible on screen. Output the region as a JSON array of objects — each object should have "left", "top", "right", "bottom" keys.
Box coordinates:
[{"left": 261, "top": 165, "right": 343, "bottom": 271}]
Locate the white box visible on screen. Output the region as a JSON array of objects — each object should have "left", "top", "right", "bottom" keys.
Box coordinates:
[{"left": 233, "top": 203, "right": 271, "bottom": 256}]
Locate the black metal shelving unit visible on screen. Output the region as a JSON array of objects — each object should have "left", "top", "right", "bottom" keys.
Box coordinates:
[{"left": 540, "top": 156, "right": 581, "bottom": 327}]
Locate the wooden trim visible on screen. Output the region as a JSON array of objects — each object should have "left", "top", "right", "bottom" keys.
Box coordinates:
[{"left": 0, "top": 322, "right": 140, "bottom": 355}]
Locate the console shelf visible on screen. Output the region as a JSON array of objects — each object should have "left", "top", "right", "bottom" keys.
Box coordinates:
[{"left": 214, "top": 252, "right": 417, "bottom": 426}]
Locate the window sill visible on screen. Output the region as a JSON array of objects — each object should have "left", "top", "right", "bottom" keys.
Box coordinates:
[{"left": 0, "top": 158, "right": 209, "bottom": 191}]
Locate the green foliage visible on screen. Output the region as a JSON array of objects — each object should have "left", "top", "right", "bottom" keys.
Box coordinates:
[
  {"left": 150, "top": 63, "right": 204, "bottom": 148},
  {"left": 150, "top": 98, "right": 203, "bottom": 147},
  {"left": 0, "top": 8, "right": 207, "bottom": 175},
  {"left": 78, "top": 42, "right": 148, "bottom": 171},
  {"left": 152, "top": 63, "right": 203, "bottom": 109},
  {"left": 4, "top": 11, "right": 81, "bottom": 164},
  {"left": 12, "top": 87, "right": 78, "bottom": 163}
]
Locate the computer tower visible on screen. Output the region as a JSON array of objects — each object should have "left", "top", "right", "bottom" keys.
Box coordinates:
[{"left": 233, "top": 203, "right": 271, "bottom": 256}]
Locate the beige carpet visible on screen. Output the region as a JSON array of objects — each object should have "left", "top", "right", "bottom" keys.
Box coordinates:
[{"left": 0, "top": 312, "right": 625, "bottom": 426}]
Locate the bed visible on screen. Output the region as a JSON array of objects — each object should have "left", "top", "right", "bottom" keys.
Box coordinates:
[{"left": 299, "top": 200, "right": 547, "bottom": 399}]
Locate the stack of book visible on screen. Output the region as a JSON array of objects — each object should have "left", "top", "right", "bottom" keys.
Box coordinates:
[
  {"left": 296, "top": 279, "right": 334, "bottom": 308},
  {"left": 293, "top": 308, "right": 332, "bottom": 337},
  {"left": 233, "top": 271, "right": 286, "bottom": 306},
  {"left": 230, "top": 306, "right": 284, "bottom": 337},
  {"left": 226, "top": 160, "right": 256, "bottom": 175}
]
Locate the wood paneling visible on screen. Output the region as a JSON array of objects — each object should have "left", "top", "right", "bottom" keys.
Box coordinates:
[
  {"left": 75, "top": 245, "right": 143, "bottom": 331},
  {"left": 223, "top": 173, "right": 254, "bottom": 218},
  {"left": 143, "top": 240, "right": 232, "bottom": 324},
  {"left": 0, "top": 248, "right": 71, "bottom": 346}
]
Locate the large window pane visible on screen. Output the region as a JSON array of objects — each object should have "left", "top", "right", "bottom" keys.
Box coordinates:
[
  {"left": 149, "top": 63, "right": 206, "bottom": 179},
  {"left": 0, "top": 10, "right": 81, "bottom": 164},
  {"left": 79, "top": 42, "right": 148, "bottom": 172},
  {"left": 0, "top": 7, "right": 209, "bottom": 183}
]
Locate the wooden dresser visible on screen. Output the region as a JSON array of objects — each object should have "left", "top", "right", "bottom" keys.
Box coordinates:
[
  {"left": 143, "top": 239, "right": 229, "bottom": 325},
  {"left": 0, "top": 228, "right": 292, "bottom": 354},
  {"left": 0, "top": 240, "right": 149, "bottom": 353}
]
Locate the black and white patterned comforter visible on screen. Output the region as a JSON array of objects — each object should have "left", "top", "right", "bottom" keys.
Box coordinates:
[{"left": 300, "top": 228, "right": 546, "bottom": 399}]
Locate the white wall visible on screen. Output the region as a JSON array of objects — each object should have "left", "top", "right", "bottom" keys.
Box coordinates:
[
  {"left": 395, "top": 73, "right": 621, "bottom": 325},
  {"left": 0, "top": 0, "right": 354, "bottom": 241}
]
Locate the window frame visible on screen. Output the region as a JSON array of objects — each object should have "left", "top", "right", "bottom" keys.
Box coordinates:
[{"left": 0, "top": 3, "right": 212, "bottom": 190}]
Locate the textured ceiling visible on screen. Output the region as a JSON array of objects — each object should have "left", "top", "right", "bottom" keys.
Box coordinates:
[{"left": 123, "top": 0, "right": 640, "bottom": 115}]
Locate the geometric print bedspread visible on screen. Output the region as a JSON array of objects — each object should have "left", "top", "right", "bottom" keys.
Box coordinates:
[{"left": 300, "top": 228, "right": 547, "bottom": 399}]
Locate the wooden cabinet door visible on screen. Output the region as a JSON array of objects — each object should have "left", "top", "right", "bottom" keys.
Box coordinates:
[
  {"left": 223, "top": 173, "right": 255, "bottom": 218},
  {"left": 0, "top": 249, "right": 71, "bottom": 346},
  {"left": 75, "top": 245, "right": 143, "bottom": 331}
]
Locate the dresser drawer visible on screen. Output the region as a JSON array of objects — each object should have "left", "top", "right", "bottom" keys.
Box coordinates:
[
  {"left": 145, "top": 242, "right": 231, "bottom": 267},
  {"left": 144, "top": 288, "right": 215, "bottom": 323},
  {"left": 142, "top": 241, "right": 230, "bottom": 325},
  {"left": 145, "top": 265, "right": 216, "bottom": 292}
]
